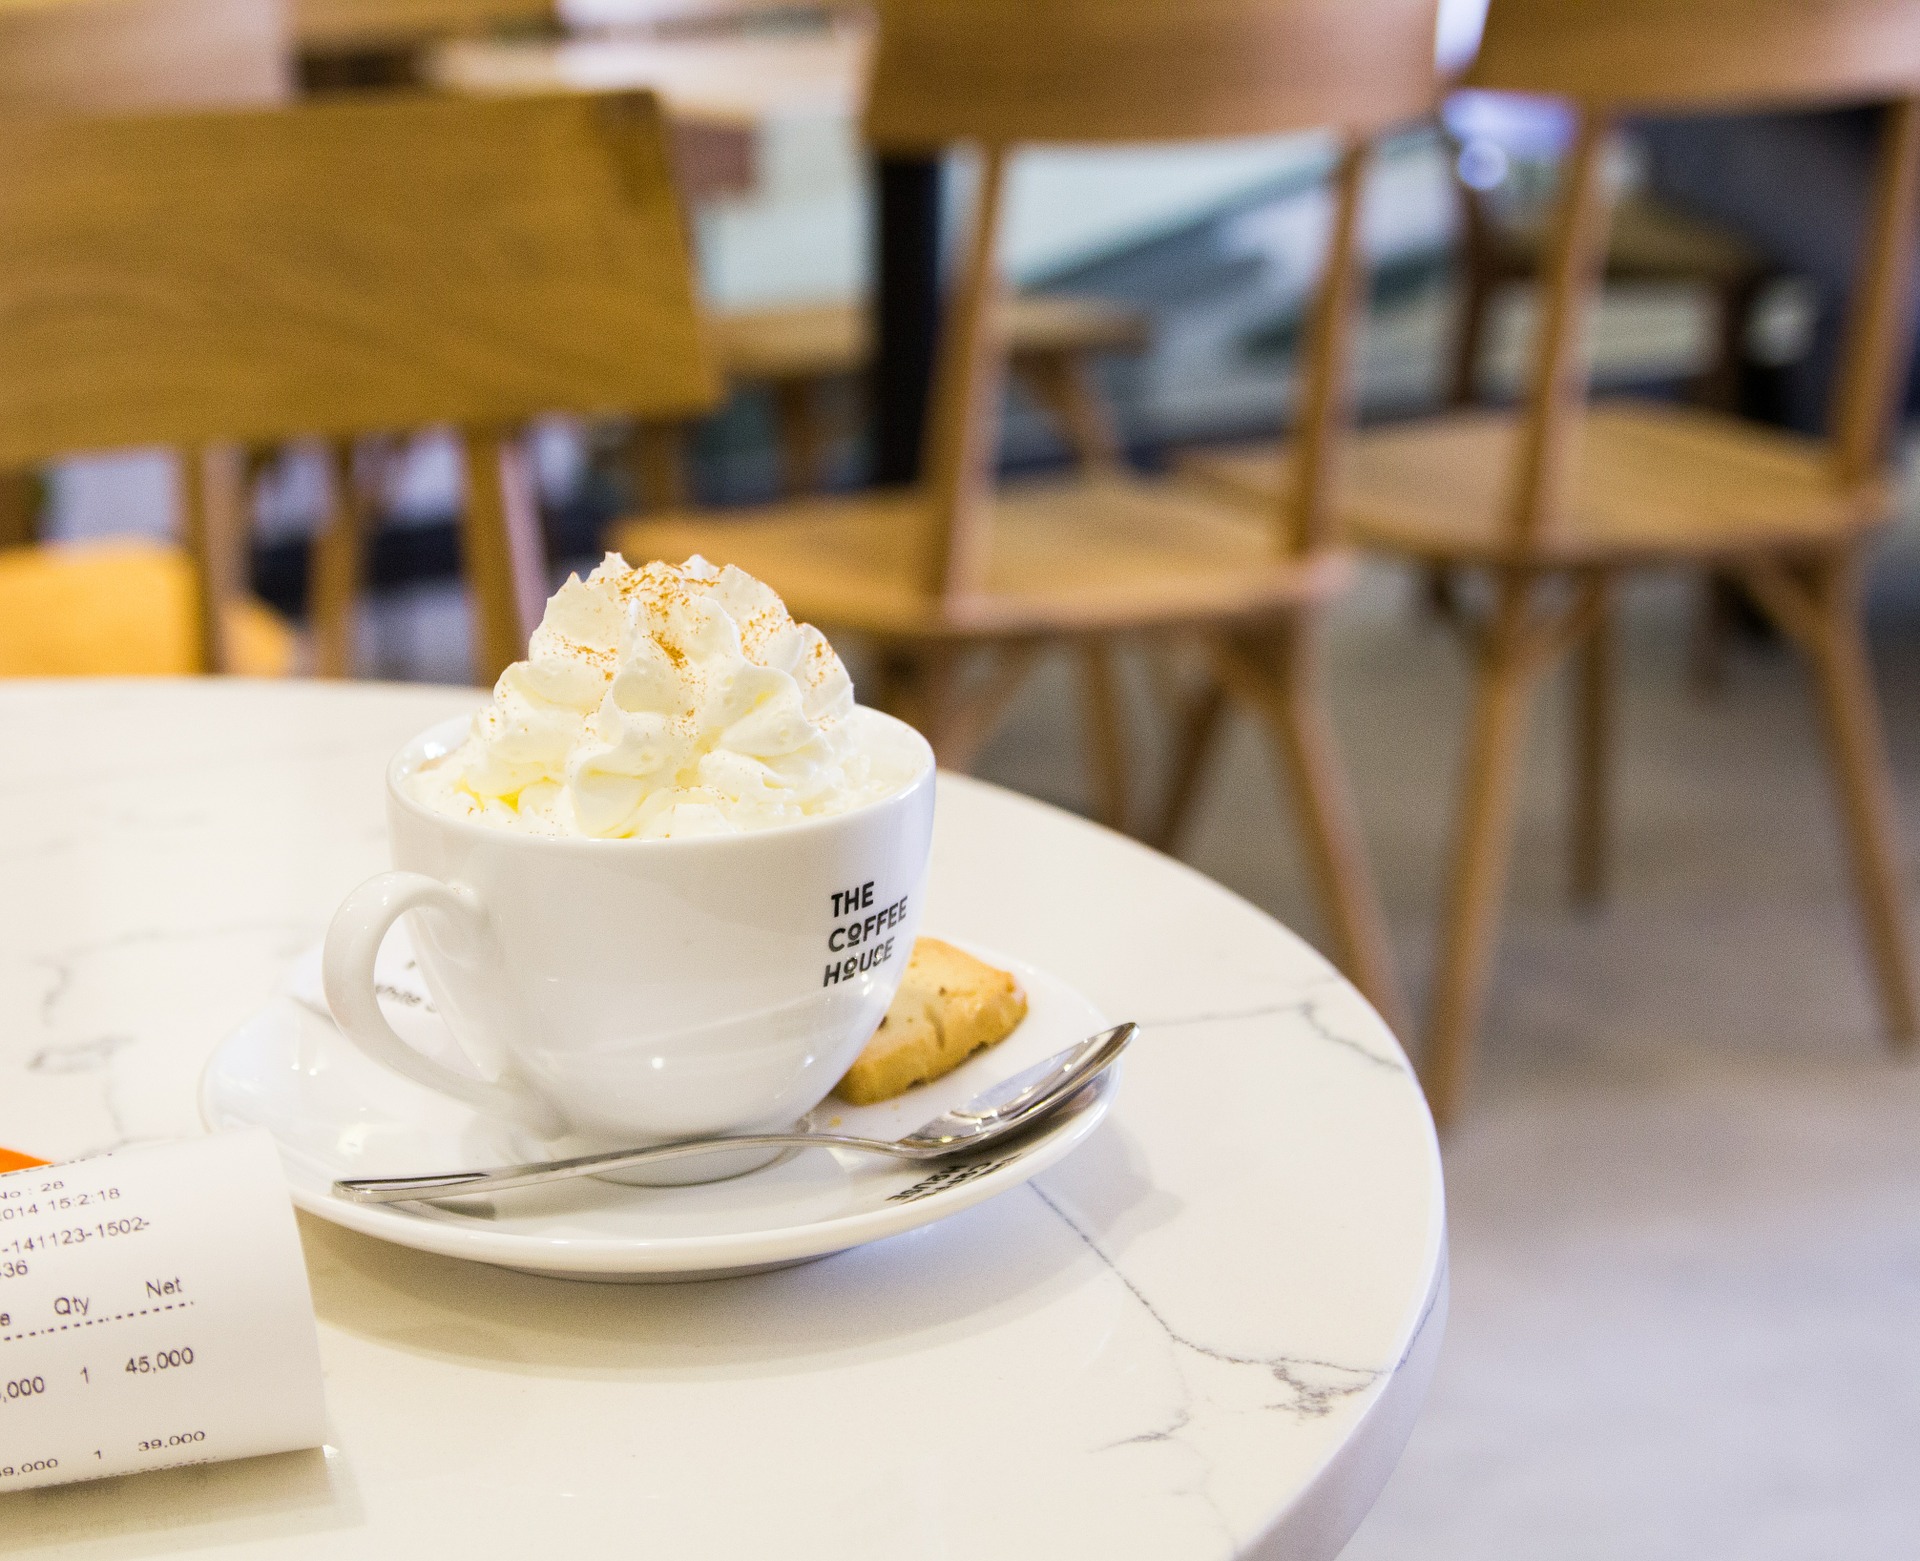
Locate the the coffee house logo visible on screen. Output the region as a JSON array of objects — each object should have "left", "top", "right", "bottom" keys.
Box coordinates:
[{"left": 822, "top": 880, "right": 909, "bottom": 987}]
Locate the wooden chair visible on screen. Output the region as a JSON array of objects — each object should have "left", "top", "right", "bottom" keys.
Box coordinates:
[
  {"left": 1178, "top": 0, "right": 1920, "bottom": 1124},
  {"left": 0, "top": 89, "right": 710, "bottom": 681},
  {"left": 628, "top": 292, "right": 1151, "bottom": 505},
  {"left": 615, "top": 0, "right": 1443, "bottom": 1034}
]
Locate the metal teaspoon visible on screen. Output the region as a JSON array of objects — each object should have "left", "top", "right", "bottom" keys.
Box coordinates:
[{"left": 333, "top": 1021, "right": 1135, "bottom": 1205}]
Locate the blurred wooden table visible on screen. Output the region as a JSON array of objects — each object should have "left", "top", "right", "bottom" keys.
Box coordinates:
[
  {"left": 425, "top": 14, "right": 865, "bottom": 125},
  {"left": 423, "top": 15, "right": 950, "bottom": 477},
  {"left": 426, "top": 15, "right": 866, "bottom": 197}
]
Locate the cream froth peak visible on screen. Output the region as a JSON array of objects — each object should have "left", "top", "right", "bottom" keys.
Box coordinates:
[{"left": 411, "top": 554, "right": 902, "bottom": 839}]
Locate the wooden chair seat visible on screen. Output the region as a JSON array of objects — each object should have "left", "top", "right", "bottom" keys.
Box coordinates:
[
  {"left": 0, "top": 541, "right": 295, "bottom": 676},
  {"left": 615, "top": 473, "right": 1347, "bottom": 640},
  {"left": 712, "top": 293, "right": 1150, "bottom": 385},
  {"left": 1183, "top": 401, "right": 1895, "bottom": 566}
]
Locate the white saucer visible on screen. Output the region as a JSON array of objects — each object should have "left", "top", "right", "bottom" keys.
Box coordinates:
[{"left": 199, "top": 935, "right": 1116, "bottom": 1283}]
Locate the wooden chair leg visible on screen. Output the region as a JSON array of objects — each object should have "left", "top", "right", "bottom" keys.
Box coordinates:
[
  {"left": 1447, "top": 249, "right": 1496, "bottom": 408},
  {"left": 915, "top": 652, "right": 965, "bottom": 770},
  {"left": 1152, "top": 673, "right": 1229, "bottom": 854},
  {"left": 1215, "top": 616, "right": 1410, "bottom": 1044},
  {"left": 309, "top": 440, "right": 369, "bottom": 679},
  {"left": 1569, "top": 574, "right": 1615, "bottom": 907},
  {"left": 628, "top": 421, "right": 690, "bottom": 512},
  {"left": 0, "top": 468, "right": 41, "bottom": 549},
  {"left": 873, "top": 641, "right": 1042, "bottom": 776},
  {"left": 1421, "top": 562, "right": 1467, "bottom": 627},
  {"left": 461, "top": 427, "right": 546, "bottom": 687},
  {"left": 178, "top": 443, "right": 251, "bottom": 675},
  {"left": 1424, "top": 572, "right": 1594, "bottom": 1126},
  {"left": 771, "top": 379, "right": 830, "bottom": 495},
  {"left": 870, "top": 647, "right": 955, "bottom": 761},
  {"left": 1691, "top": 272, "right": 1764, "bottom": 415},
  {"left": 1689, "top": 571, "right": 1735, "bottom": 696},
  {"left": 1798, "top": 553, "right": 1918, "bottom": 1047},
  {"left": 1011, "top": 350, "right": 1125, "bottom": 472},
  {"left": 1076, "top": 640, "right": 1131, "bottom": 831},
  {"left": 868, "top": 650, "right": 913, "bottom": 726},
  {"left": 938, "top": 645, "right": 1041, "bottom": 774}
]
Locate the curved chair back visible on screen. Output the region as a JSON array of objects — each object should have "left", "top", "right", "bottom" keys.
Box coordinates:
[
  {"left": 867, "top": 0, "right": 1439, "bottom": 149},
  {"left": 864, "top": 0, "right": 1445, "bottom": 598},
  {"left": 0, "top": 89, "right": 715, "bottom": 673},
  {"left": 0, "top": 90, "right": 710, "bottom": 459},
  {"left": 1469, "top": 0, "right": 1920, "bottom": 112},
  {"left": 1465, "top": 0, "right": 1920, "bottom": 544}
]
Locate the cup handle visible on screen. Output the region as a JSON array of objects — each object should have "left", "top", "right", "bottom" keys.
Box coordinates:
[{"left": 322, "top": 871, "right": 562, "bottom": 1136}]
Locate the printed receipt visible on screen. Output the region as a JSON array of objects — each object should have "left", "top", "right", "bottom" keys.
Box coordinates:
[{"left": 0, "top": 1131, "right": 326, "bottom": 1492}]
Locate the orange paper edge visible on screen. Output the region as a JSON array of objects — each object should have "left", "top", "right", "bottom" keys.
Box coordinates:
[{"left": 0, "top": 1147, "right": 49, "bottom": 1173}]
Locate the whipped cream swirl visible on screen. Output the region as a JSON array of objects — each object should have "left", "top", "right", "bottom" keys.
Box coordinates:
[{"left": 412, "top": 554, "right": 896, "bottom": 839}]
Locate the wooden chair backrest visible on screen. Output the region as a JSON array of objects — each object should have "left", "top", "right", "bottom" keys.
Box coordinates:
[
  {"left": 0, "top": 0, "right": 290, "bottom": 115},
  {"left": 0, "top": 89, "right": 715, "bottom": 465},
  {"left": 864, "top": 0, "right": 1443, "bottom": 600},
  {"left": 1467, "top": 0, "right": 1920, "bottom": 113},
  {"left": 1464, "top": 0, "right": 1920, "bottom": 546},
  {"left": 866, "top": 0, "right": 1439, "bottom": 149}
]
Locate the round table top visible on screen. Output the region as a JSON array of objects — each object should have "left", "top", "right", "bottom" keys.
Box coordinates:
[{"left": 0, "top": 680, "right": 1445, "bottom": 1560}]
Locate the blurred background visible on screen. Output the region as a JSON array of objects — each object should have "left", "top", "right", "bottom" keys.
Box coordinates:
[{"left": 3, "top": 0, "right": 1918, "bottom": 1552}]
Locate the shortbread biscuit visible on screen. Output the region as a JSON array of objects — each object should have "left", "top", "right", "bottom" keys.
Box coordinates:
[{"left": 834, "top": 938, "right": 1028, "bottom": 1105}]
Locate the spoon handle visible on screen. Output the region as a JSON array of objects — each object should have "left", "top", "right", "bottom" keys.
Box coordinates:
[{"left": 333, "top": 1131, "right": 923, "bottom": 1204}]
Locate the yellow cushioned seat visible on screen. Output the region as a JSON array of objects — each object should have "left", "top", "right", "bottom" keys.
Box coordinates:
[{"left": 0, "top": 540, "right": 295, "bottom": 677}]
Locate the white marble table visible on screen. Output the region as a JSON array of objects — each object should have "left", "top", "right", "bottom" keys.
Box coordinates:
[{"left": 0, "top": 680, "right": 1445, "bottom": 1559}]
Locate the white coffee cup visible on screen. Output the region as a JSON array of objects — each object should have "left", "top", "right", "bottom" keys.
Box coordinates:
[{"left": 322, "top": 709, "right": 935, "bottom": 1180}]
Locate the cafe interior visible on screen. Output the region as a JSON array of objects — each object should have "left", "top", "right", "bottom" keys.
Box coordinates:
[{"left": 2, "top": 0, "right": 1916, "bottom": 1555}]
